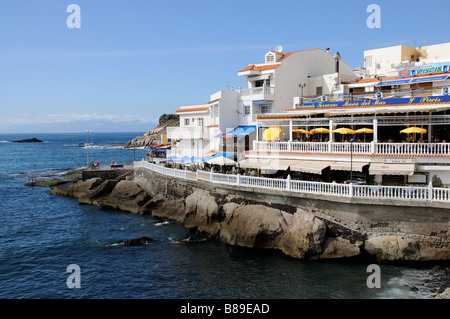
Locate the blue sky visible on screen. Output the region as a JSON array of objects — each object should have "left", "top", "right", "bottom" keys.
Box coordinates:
[{"left": 0, "top": 0, "right": 448, "bottom": 133}]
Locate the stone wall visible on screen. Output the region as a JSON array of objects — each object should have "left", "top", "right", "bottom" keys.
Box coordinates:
[{"left": 134, "top": 167, "right": 449, "bottom": 240}]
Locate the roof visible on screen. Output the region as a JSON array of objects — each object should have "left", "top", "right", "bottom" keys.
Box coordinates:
[
  {"left": 238, "top": 63, "right": 281, "bottom": 73},
  {"left": 175, "top": 105, "right": 209, "bottom": 113},
  {"left": 238, "top": 48, "right": 319, "bottom": 73}
]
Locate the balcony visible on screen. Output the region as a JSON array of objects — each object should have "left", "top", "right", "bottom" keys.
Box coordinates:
[
  {"left": 238, "top": 86, "right": 275, "bottom": 100},
  {"left": 166, "top": 126, "right": 209, "bottom": 141},
  {"left": 252, "top": 141, "right": 450, "bottom": 158}
]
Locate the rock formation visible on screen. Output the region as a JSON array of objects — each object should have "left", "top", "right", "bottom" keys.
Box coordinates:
[
  {"left": 49, "top": 175, "right": 449, "bottom": 263},
  {"left": 119, "top": 114, "right": 179, "bottom": 148}
]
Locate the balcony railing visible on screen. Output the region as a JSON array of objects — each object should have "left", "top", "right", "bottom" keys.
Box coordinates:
[
  {"left": 134, "top": 161, "right": 450, "bottom": 203},
  {"left": 239, "top": 86, "right": 275, "bottom": 97},
  {"left": 166, "top": 126, "right": 208, "bottom": 140},
  {"left": 253, "top": 141, "right": 450, "bottom": 157}
]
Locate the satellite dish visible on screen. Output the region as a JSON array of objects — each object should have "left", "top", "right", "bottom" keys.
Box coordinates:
[{"left": 275, "top": 45, "right": 283, "bottom": 53}]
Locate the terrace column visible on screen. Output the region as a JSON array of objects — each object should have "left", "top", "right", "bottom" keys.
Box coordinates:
[
  {"left": 328, "top": 120, "right": 333, "bottom": 142},
  {"left": 428, "top": 111, "right": 432, "bottom": 143},
  {"left": 373, "top": 118, "right": 378, "bottom": 142},
  {"left": 289, "top": 120, "right": 293, "bottom": 141}
]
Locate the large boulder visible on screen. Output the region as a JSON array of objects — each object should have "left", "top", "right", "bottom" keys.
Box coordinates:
[
  {"left": 279, "top": 208, "right": 326, "bottom": 259},
  {"left": 50, "top": 178, "right": 103, "bottom": 198},
  {"left": 184, "top": 190, "right": 220, "bottom": 237},
  {"left": 78, "top": 179, "right": 118, "bottom": 204},
  {"left": 317, "top": 237, "right": 362, "bottom": 259},
  {"left": 145, "top": 194, "right": 186, "bottom": 221},
  {"left": 363, "top": 234, "right": 450, "bottom": 262},
  {"left": 96, "top": 180, "right": 150, "bottom": 213},
  {"left": 219, "top": 204, "right": 288, "bottom": 249}
]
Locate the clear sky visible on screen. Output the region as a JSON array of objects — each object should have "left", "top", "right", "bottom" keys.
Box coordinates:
[{"left": 0, "top": 0, "right": 448, "bottom": 133}]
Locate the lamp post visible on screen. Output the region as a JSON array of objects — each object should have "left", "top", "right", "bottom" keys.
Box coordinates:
[
  {"left": 85, "top": 130, "right": 89, "bottom": 168},
  {"left": 150, "top": 138, "right": 156, "bottom": 163},
  {"left": 133, "top": 139, "right": 137, "bottom": 162},
  {"left": 90, "top": 130, "right": 94, "bottom": 164},
  {"left": 298, "top": 83, "right": 306, "bottom": 104},
  {"left": 350, "top": 137, "right": 355, "bottom": 183}
]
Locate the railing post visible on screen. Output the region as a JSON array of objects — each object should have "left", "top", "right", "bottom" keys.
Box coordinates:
[
  {"left": 371, "top": 141, "right": 375, "bottom": 154},
  {"left": 349, "top": 183, "right": 354, "bottom": 198},
  {"left": 286, "top": 174, "right": 291, "bottom": 191},
  {"left": 237, "top": 173, "right": 240, "bottom": 186},
  {"left": 288, "top": 140, "right": 291, "bottom": 152},
  {"left": 428, "top": 180, "right": 433, "bottom": 202}
]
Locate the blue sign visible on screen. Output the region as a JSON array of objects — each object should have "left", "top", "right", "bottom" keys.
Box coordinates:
[
  {"left": 295, "top": 95, "right": 450, "bottom": 109},
  {"left": 399, "top": 62, "right": 450, "bottom": 78}
]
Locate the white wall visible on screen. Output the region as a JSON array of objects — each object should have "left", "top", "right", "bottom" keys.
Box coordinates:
[
  {"left": 273, "top": 49, "right": 356, "bottom": 113},
  {"left": 423, "top": 42, "right": 450, "bottom": 63}
]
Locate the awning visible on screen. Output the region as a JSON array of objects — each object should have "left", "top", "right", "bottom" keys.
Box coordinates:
[
  {"left": 216, "top": 126, "right": 256, "bottom": 138},
  {"left": 330, "top": 161, "right": 369, "bottom": 172},
  {"left": 376, "top": 75, "right": 449, "bottom": 86},
  {"left": 253, "top": 100, "right": 266, "bottom": 105},
  {"left": 259, "top": 159, "right": 300, "bottom": 171},
  {"left": 369, "top": 162, "right": 416, "bottom": 176},
  {"left": 149, "top": 143, "right": 171, "bottom": 150},
  {"left": 290, "top": 160, "right": 335, "bottom": 174},
  {"left": 410, "top": 75, "right": 450, "bottom": 84},
  {"left": 376, "top": 79, "right": 412, "bottom": 87},
  {"left": 238, "top": 159, "right": 265, "bottom": 169}
]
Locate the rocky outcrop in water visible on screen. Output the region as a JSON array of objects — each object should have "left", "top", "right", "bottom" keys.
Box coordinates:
[
  {"left": 10, "top": 137, "right": 43, "bottom": 143},
  {"left": 50, "top": 176, "right": 450, "bottom": 263}
]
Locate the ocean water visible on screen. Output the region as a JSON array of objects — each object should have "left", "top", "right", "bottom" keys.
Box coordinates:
[{"left": 0, "top": 132, "right": 443, "bottom": 299}]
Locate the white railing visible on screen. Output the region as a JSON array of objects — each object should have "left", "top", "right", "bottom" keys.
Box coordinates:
[
  {"left": 254, "top": 141, "right": 450, "bottom": 157},
  {"left": 239, "top": 86, "right": 275, "bottom": 96},
  {"left": 134, "top": 160, "right": 450, "bottom": 203}
]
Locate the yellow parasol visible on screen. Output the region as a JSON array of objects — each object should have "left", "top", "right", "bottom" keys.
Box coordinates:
[
  {"left": 332, "top": 127, "right": 356, "bottom": 134},
  {"left": 310, "top": 127, "right": 330, "bottom": 134},
  {"left": 355, "top": 128, "right": 374, "bottom": 134},
  {"left": 263, "top": 126, "right": 282, "bottom": 141},
  {"left": 293, "top": 129, "right": 312, "bottom": 135},
  {"left": 355, "top": 128, "right": 374, "bottom": 142},
  {"left": 400, "top": 127, "right": 427, "bottom": 134}
]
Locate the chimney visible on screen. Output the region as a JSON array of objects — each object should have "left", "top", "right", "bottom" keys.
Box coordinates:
[{"left": 334, "top": 52, "right": 341, "bottom": 73}]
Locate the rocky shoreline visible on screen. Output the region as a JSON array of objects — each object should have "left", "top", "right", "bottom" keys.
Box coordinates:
[{"left": 48, "top": 171, "right": 450, "bottom": 298}]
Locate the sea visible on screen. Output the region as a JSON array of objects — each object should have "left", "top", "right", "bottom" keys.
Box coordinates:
[{"left": 0, "top": 132, "right": 446, "bottom": 302}]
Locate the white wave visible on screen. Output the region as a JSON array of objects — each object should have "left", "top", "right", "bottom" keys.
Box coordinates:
[{"left": 154, "top": 221, "right": 170, "bottom": 226}]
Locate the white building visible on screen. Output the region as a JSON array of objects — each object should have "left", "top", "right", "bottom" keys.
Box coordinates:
[
  {"left": 363, "top": 42, "right": 450, "bottom": 78},
  {"left": 167, "top": 47, "right": 357, "bottom": 160}
]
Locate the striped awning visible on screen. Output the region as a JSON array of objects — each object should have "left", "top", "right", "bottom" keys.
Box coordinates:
[
  {"left": 289, "top": 160, "right": 335, "bottom": 174},
  {"left": 369, "top": 162, "right": 415, "bottom": 176},
  {"left": 330, "top": 161, "right": 369, "bottom": 172}
]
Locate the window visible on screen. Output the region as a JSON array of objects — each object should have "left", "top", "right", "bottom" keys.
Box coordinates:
[
  {"left": 210, "top": 103, "right": 219, "bottom": 125},
  {"left": 184, "top": 118, "right": 190, "bottom": 126},
  {"left": 198, "top": 118, "right": 204, "bottom": 126},
  {"left": 260, "top": 104, "right": 272, "bottom": 114},
  {"left": 255, "top": 80, "right": 264, "bottom": 87},
  {"left": 244, "top": 105, "right": 251, "bottom": 115},
  {"left": 266, "top": 54, "right": 274, "bottom": 63},
  {"left": 316, "top": 87, "right": 323, "bottom": 95}
]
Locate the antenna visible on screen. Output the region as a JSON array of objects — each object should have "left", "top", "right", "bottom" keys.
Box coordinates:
[{"left": 275, "top": 45, "right": 283, "bottom": 53}]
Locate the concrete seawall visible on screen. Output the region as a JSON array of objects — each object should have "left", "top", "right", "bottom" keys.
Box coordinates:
[{"left": 134, "top": 167, "right": 449, "bottom": 240}]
